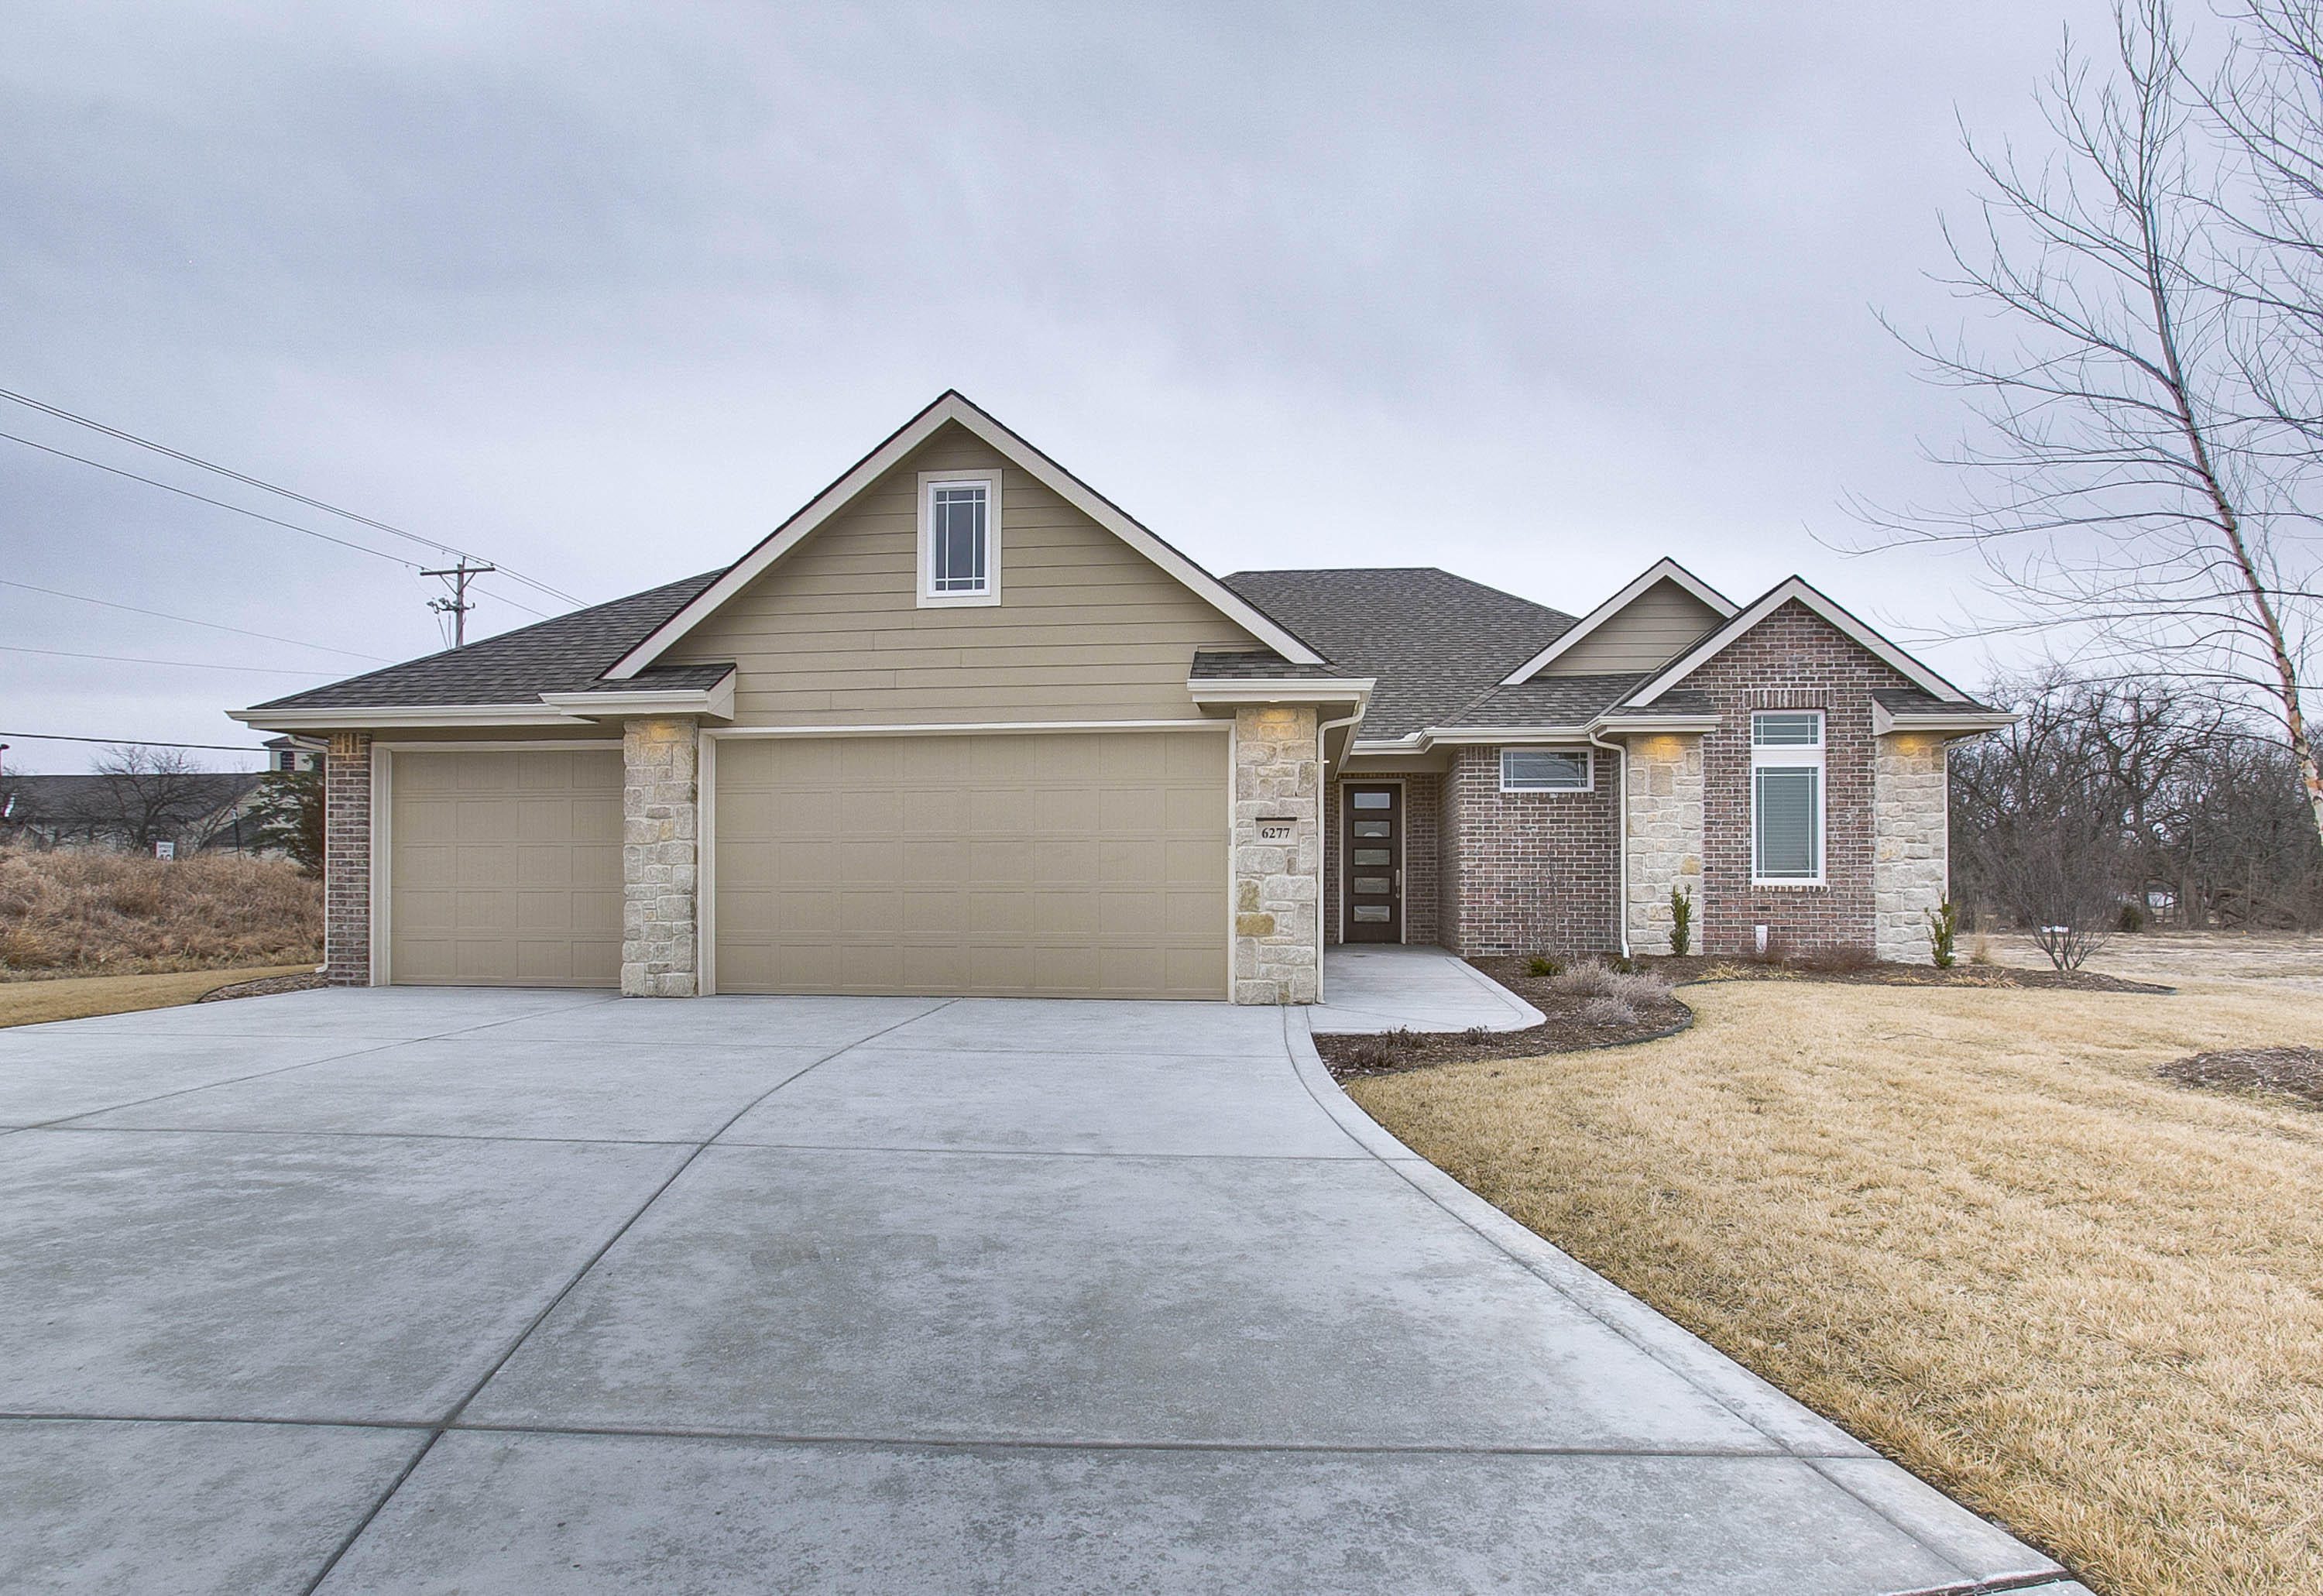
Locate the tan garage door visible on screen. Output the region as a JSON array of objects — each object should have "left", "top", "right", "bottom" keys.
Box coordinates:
[
  {"left": 389, "top": 747, "right": 623, "bottom": 987},
  {"left": 712, "top": 729, "right": 1227, "bottom": 999}
]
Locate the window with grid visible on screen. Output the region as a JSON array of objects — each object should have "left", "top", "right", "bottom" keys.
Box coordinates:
[
  {"left": 928, "top": 482, "right": 989, "bottom": 594},
  {"left": 1751, "top": 711, "right": 1823, "bottom": 883}
]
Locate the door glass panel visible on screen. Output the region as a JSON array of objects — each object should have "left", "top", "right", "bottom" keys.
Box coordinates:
[
  {"left": 1353, "top": 848, "right": 1391, "bottom": 865},
  {"left": 1353, "top": 877, "right": 1391, "bottom": 893},
  {"left": 1353, "top": 905, "right": 1391, "bottom": 922},
  {"left": 1354, "top": 820, "right": 1390, "bottom": 837},
  {"left": 1351, "top": 791, "right": 1392, "bottom": 809}
]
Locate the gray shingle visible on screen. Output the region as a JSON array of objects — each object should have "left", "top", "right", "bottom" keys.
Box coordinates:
[
  {"left": 1449, "top": 674, "right": 1657, "bottom": 729},
  {"left": 1187, "top": 650, "right": 1366, "bottom": 682},
  {"left": 1220, "top": 568, "right": 1576, "bottom": 739},
  {"left": 1873, "top": 688, "right": 1999, "bottom": 715},
  {"left": 246, "top": 573, "right": 726, "bottom": 711}
]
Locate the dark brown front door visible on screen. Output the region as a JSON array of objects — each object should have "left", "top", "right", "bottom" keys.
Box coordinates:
[{"left": 1343, "top": 785, "right": 1402, "bottom": 942}]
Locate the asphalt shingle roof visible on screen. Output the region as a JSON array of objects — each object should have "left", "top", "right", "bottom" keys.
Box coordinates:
[
  {"left": 248, "top": 574, "right": 727, "bottom": 711},
  {"left": 1872, "top": 687, "right": 2000, "bottom": 715},
  {"left": 1220, "top": 568, "right": 1576, "bottom": 739},
  {"left": 1186, "top": 650, "right": 1367, "bottom": 682}
]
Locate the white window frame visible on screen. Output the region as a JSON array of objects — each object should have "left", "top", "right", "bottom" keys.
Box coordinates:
[
  {"left": 1750, "top": 710, "right": 1824, "bottom": 885},
  {"left": 917, "top": 469, "right": 1002, "bottom": 607},
  {"left": 1498, "top": 746, "right": 1594, "bottom": 792}
]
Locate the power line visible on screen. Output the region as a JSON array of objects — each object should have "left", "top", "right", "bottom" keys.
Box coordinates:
[
  {"left": 0, "top": 578, "right": 391, "bottom": 663},
  {"left": 0, "top": 730, "right": 267, "bottom": 753},
  {"left": 0, "top": 384, "right": 585, "bottom": 607},
  {"left": 0, "top": 428, "right": 427, "bottom": 569},
  {"left": 0, "top": 644, "right": 322, "bottom": 674}
]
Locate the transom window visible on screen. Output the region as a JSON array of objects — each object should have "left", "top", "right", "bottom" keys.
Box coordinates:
[
  {"left": 918, "top": 472, "right": 1001, "bottom": 605},
  {"left": 1752, "top": 711, "right": 1824, "bottom": 883},
  {"left": 1500, "top": 747, "right": 1592, "bottom": 791}
]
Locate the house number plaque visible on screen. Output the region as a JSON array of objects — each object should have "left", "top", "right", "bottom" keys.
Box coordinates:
[{"left": 1257, "top": 818, "right": 1295, "bottom": 842}]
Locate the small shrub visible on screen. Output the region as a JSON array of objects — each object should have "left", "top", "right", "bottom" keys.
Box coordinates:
[
  {"left": 1969, "top": 935, "right": 1995, "bottom": 965},
  {"left": 1667, "top": 886, "right": 1693, "bottom": 956},
  {"left": 1748, "top": 931, "right": 1789, "bottom": 965},
  {"left": 1607, "top": 952, "right": 1636, "bottom": 974},
  {"left": 2119, "top": 901, "right": 2146, "bottom": 933},
  {"left": 1603, "top": 969, "right": 1673, "bottom": 1004},
  {"left": 1927, "top": 900, "right": 1959, "bottom": 969},
  {"left": 1795, "top": 943, "right": 1879, "bottom": 974},
  {"left": 1550, "top": 959, "right": 1610, "bottom": 996},
  {"left": 1583, "top": 994, "right": 1638, "bottom": 1027},
  {"left": 1526, "top": 956, "right": 1561, "bottom": 978},
  {"left": 1461, "top": 1025, "right": 1491, "bottom": 1044}
]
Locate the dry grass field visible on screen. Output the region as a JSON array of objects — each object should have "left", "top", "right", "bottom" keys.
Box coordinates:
[
  {"left": 1350, "top": 958, "right": 2323, "bottom": 1596},
  {"left": 0, "top": 846, "right": 320, "bottom": 979}
]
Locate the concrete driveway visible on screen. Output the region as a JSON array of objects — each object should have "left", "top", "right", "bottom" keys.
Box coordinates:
[{"left": 1, "top": 987, "right": 2081, "bottom": 1594}]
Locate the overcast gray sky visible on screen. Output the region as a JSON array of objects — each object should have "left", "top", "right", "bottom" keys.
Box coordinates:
[{"left": 0, "top": 1, "right": 2113, "bottom": 771}]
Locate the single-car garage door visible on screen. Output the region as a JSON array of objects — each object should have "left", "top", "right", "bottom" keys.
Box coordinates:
[
  {"left": 712, "top": 729, "right": 1227, "bottom": 999},
  {"left": 388, "top": 747, "right": 623, "bottom": 987}
]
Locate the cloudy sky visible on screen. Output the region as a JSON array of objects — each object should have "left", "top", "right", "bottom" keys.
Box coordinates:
[{"left": 0, "top": 1, "right": 2113, "bottom": 771}]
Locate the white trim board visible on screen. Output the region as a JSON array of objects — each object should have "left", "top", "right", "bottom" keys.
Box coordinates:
[
  {"left": 1626, "top": 576, "right": 1972, "bottom": 707},
  {"left": 1501, "top": 558, "right": 1735, "bottom": 686},
  {"left": 606, "top": 391, "right": 1325, "bottom": 677},
  {"left": 702, "top": 719, "right": 1229, "bottom": 740}
]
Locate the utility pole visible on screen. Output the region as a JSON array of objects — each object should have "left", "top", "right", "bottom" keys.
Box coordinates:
[{"left": 422, "top": 559, "right": 494, "bottom": 648}]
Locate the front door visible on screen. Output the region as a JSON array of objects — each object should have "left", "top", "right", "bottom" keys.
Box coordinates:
[{"left": 1343, "top": 785, "right": 1403, "bottom": 942}]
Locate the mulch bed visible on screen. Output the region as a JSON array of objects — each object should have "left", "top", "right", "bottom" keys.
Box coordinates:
[
  {"left": 1316, "top": 949, "right": 2175, "bottom": 1082},
  {"left": 198, "top": 971, "right": 328, "bottom": 1003},
  {"left": 1316, "top": 966, "right": 1693, "bottom": 1079},
  {"left": 1638, "top": 954, "right": 2173, "bottom": 994},
  {"left": 2157, "top": 1046, "right": 2323, "bottom": 1110}
]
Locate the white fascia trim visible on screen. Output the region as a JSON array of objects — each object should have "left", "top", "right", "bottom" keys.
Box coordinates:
[
  {"left": 1500, "top": 558, "right": 1736, "bottom": 686},
  {"left": 229, "top": 705, "right": 585, "bottom": 731},
  {"left": 704, "top": 719, "right": 1229, "bottom": 739},
  {"left": 1627, "top": 575, "right": 1971, "bottom": 707},
  {"left": 539, "top": 671, "right": 736, "bottom": 722},
  {"left": 1872, "top": 704, "right": 2019, "bottom": 736},
  {"left": 605, "top": 392, "right": 1325, "bottom": 677},
  {"left": 1185, "top": 677, "right": 1374, "bottom": 705},
  {"left": 1422, "top": 726, "right": 1597, "bottom": 746}
]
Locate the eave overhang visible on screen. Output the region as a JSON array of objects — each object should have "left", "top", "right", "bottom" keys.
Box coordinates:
[
  {"left": 1186, "top": 676, "right": 1374, "bottom": 709},
  {"left": 1872, "top": 704, "right": 2018, "bottom": 736}
]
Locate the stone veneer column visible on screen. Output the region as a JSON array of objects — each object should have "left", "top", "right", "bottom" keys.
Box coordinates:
[
  {"left": 1872, "top": 733, "right": 1948, "bottom": 963},
  {"left": 322, "top": 731, "right": 373, "bottom": 987},
  {"left": 1231, "top": 705, "right": 1321, "bottom": 1004},
  {"left": 622, "top": 716, "right": 701, "bottom": 997},
  {"left": 1623, "top": 734, "right": 1705, "bottom": 954}
]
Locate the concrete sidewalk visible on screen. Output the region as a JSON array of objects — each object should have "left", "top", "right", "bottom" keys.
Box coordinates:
[
  {"left": 1311, "top": 942, "right": 1545, "bottom": 1033},
  {"left": 0, "top": 987, "right": 2083, "bottom": 1594}
]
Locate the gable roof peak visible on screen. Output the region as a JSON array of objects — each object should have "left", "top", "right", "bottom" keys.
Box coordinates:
[
  {"left": 1621, "top": 573, "right": 1971, "bottom": 707},
  {"left": 1500, "top": 558, "right": 1735, "bottom": 685},
  {"left": 604, "top": 392, "right": 1322, "bottom": 676}
]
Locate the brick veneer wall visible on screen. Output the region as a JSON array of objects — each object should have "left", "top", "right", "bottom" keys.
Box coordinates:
[
  {"left": 1691, "top": 601, "right": 1919, "bottom": 957},
  {"left": 322, "top": 730, "right": 372, "bottom": 987},
  {"left": 1441, "top": 743, "right": 1618, "bottom": 958},
  {"left": 1322, "top": 772, "right": 1440, "bottom": 945}
]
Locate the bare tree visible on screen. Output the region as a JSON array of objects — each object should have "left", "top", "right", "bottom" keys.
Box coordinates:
[
  {"left": 1857, "top": 0, "right": 2323, "bottom": 853},
  {"left": 74, "top": 747, "right": 237, "bottom": 853}
]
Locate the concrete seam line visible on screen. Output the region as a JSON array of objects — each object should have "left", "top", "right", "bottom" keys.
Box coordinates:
[
  {"left": 293, "top": 996, "right": 963, "bottom": 1596},
  {"left": 20, "top": 993, "right": 623, "bottom": 1131},
  {"left": 1877, "top": 1574, "right": 2081, "bottom": 1596}
]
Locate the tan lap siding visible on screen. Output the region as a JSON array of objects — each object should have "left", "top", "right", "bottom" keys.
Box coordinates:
[
  {"left": 389, "top": 747, "right": 623, "bottom": 987},
  {"left": 713, "top": 730, "right": 1227, "bottom": 999},
  {"left": 661, "top": 424, "right": 1259, "bottom": 725}
]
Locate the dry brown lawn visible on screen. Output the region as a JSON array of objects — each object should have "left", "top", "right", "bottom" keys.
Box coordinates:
[
  {"left": 1350, "top": 976, "right": 2323, "bottom": 1596},
  {"left": 0, "top": 964, "right": 320, "bottom": 1028},
  {"left": 0, "top": 846, "right": 320, "bottom": 978}
]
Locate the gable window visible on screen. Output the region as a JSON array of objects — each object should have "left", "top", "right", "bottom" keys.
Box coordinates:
[
  {"left": 1752, "top": 711, "right": 1823, "bottom": 884},
  {"left": 1501, "top": 747, "right": 1592, "bottom": 791},
  {"left": 918, "top": 469, "right": 1002, "bottom": 606}
]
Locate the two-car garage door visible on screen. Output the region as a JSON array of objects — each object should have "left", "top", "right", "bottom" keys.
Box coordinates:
[
  {"left": 384, "top": 730, "right": 1230, "bottom": 999},
  {"left": 711, "top": 729, "right": 1228, "bottom": 1000}
]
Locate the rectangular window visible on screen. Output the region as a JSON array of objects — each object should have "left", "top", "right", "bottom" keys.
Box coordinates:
[
  {"left": 918, "top": 471, "right": 1001, "bottom": 605},
  {"left": 1751, "top": 711, "right": 1824, "bottom": 883},
  {"left": 1500, "top": 747, "right": 1591, "bottom": 791}
]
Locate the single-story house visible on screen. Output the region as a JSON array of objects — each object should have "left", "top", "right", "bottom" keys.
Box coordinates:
[
  {"left": 232, "top": 392, "right": 2012, "bottom": 1003},
  {"left": 0, "top": 771, "right": 266, "bottom": 856}
]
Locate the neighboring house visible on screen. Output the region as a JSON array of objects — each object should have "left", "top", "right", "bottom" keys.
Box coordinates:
[
  {"left": 0, "top": 773, "right": 266, "bottom": 855},
  {"left": 264, "top": 736, "right": 324, "bottom": 774},
  {"left": 233, "top": 392, "right": 2011, "bottom": 1004}
]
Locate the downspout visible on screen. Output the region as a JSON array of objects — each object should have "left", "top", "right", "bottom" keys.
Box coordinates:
[
  {"left": 1588, "top": 726, "right": 1631, "bottom": 960},
  {"left": 1315, "top": 702, "right": 1367, "bottom": 1001}
]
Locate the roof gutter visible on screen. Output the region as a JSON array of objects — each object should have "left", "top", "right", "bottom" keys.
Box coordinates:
[
  {"left": 1871, "top": 703, "right": 2019, "bottom": 736},
  {"left": 1588, "top": 726, "right": 1631, "bottom": 962}
]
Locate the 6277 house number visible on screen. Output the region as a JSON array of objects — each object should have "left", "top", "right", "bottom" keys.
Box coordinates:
[{"left": 1256, "top": 819, "right": 1295, "bottom": 842}]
